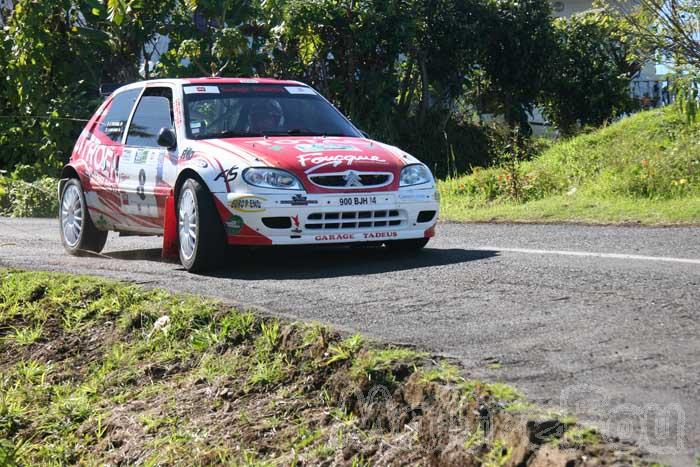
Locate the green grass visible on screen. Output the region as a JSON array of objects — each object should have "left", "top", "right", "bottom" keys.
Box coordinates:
[
  {"left": 0, "top": 269, "right": 650, "bottom": 466},
  {"left": 441, "top": 193, "right": 700, "bottom": 224},
  {"left": 556, "top": 427, "right": 602, "bottom": 447},
  {"left": 440, "top": 106, "right": 700, "bottom": 225}
]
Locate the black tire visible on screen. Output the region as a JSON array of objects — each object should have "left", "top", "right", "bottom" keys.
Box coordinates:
[
  {"left": 177, "top": 178, "right": 226, "bottom": 272},
  {"left": 59, "top": 178, "right": 108, "bottom": 256},
  {"left": 385, "top": 238, "right": 430, "bottom": 251}
]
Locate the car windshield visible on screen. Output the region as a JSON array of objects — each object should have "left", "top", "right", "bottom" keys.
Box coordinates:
[{"left": 183, "top": 84, "right": 362, "bottom": 140}]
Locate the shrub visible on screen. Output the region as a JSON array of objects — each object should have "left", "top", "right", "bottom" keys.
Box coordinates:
[{"left": 0, "top": 173, "right": 58, "bottom": 218}]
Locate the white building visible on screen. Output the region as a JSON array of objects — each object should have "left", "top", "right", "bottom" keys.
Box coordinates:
[
  {"left": 0, "top": 0, "right": 13, "bottom": 27},
  {"left": 552, "top": 0, "right": 666, "bottom": 98}
]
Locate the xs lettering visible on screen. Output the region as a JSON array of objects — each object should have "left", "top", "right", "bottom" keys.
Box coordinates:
[{"left": 215, "top": 165, "right": 239, "bottom": 183}]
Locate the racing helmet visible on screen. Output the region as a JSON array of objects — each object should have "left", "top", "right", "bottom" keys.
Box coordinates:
[{"left": 249, "top": 99, "right": 284, "bottom": 132}]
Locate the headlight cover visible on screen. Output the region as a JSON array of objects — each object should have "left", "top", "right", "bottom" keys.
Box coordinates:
[
  {"left": 243, "top": 168, "right": 303, "bottom": 190},
  {"left": 400, "top": 164, "right": 433, "bottom": 187}
]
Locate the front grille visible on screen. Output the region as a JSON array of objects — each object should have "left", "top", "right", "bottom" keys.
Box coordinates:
[
  {"left": 308, "top": 172, "right": 393, "bottom": 189},
  {"left": 305, "top": 210, "right": 406, "bottom": 230}
]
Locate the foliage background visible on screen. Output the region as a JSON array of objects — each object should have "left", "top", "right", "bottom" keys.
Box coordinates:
[{"left": 0, "top": 0, "right": 642, "bottom": 179}]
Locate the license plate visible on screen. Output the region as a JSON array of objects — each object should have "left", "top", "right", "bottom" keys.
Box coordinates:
[{"left": 337, "top": 196, "right": 378, "bottom": 206}]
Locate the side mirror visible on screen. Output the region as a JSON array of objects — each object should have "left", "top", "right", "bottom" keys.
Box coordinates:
[{"left": 157, "top": 128, "right": 177, "bottom": 149}]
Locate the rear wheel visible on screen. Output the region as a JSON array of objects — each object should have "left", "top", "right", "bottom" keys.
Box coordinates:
[
  {"left": 59, "top": 179, "right": 108, "bottom": 255},
  {"left": 178, "top": 178, "right": 226, "bottom": 272},
  {"left": 385, "top": 238, "right": 430, "bottom": 251}
]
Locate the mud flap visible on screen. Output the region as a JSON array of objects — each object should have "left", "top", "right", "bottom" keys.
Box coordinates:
[{"left": 162, "top": 192, "right": 179, "bottom": 259}]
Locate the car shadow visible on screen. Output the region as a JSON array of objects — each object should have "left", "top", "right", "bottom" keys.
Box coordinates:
[
  {"left": 100, "top": 245, "right": 499, "bottom": 279},
  {"left": 102, "top": 248, "right": 177, "bottom": 263},
  {"left": 204, "top": 246, "right": 499, "bottom": 280}
]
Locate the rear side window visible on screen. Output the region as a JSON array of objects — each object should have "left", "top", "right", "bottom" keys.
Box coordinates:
[
  {"left": 98, "top": 89, "right": 140, "bottom": 143},
  {"left": 126, "top": 88, "right": 174, "bottom": 148}
]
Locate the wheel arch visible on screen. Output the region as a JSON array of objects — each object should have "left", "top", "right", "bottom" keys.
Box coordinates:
[
  {"left": 173, "top": 168, "right": 209, "bottom": 203},
  {"left": 58, "top": 164, "right": 80, "bottom": 198},
  {"left": 60, "top": 165, "right": 80, "bottom": 180}
]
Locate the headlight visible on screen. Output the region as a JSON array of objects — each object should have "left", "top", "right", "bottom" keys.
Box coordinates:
[
  {"left": 400, "top": 164, "right": 433, "bottom": 187},
  {"left": 243, "top": 168, "right": 303, "bottom": 190}
]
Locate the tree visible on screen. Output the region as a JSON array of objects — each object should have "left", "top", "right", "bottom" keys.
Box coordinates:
[
  {"left": 611, "top": 0, "right": 700, "bottom": 122},
  {"left": 0, "top": 0, "right": 106, "bottom": 172},
  {"left": 480, "top": 0, "right": 556, "bottom": 133},
  {"left": 541, "top": 11, "right": 638, "bottom": 135},
  {"left": 155, "top": 0, "right": 264, "bottom": 78},
  {"left": 613, "top": 0, "right": 700, "bottom": 68}
]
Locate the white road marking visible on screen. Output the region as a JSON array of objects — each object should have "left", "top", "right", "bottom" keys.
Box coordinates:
[{"left": 473, "top": 247, "right": 700, "bottom": 265}]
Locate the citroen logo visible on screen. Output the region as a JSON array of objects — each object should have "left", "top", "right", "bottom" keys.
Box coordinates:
[{"left": 343, "top": 170, "right": 363, "bottom": 187}]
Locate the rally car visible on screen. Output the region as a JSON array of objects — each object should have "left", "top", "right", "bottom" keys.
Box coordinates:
[{"left": 59, "top": 78, "right": 439, "bottom": 272}]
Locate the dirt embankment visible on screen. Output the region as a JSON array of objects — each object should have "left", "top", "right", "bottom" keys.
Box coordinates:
[{"left": 0, "top": 270, "right": 653, "bottom": 465}]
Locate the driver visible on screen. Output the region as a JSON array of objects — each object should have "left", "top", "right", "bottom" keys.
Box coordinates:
[{"left": 248, "top": 100, "right": 284, "bottom": 133}]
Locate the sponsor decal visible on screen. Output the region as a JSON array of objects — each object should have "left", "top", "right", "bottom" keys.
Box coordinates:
[
  {"left": 190, "top": 121, "right": 203, "bottom": 135},
  {"left": 225, "top": 215, "right": 244, "bottom": 235},
  {"left": 362, "top": 231, "right": 398, "bottom": 239},
  {"left": 230, "top": 196, "right": 266, "bottom": 213},
  {"left": 298, "top": 154, "right": 389, "bottom": 174},
  {"left": 398, "top": 192, "right": 433, "bottom": 201},
  {"left": 73, "top": 133, "right": 118, "bottom": 182},
  {"left": 270, "top": 145, "right": 283, "bottom": 151},
  {"left": 193, "top": 159, "right": 208, "bottom": 169},
  {"left": 285, "top": 86, "right": 316, "bottom": 95},
  {"left": 239, "top": 79, "right": 258, "bottom": 84},
  {"left": 214, "top": 165, "right": 239, "bottom": 183},
  {"left": 296, "top": 143, "right": 360, "bottom": 153},
  {"left": 280, "top": 194, "right": 318, "bottom": 206},
  {"left": 315, "top": 233, "right": 354, "bottom": 241},
  {"left": 291, "top": 214, "right": 302, "bottom": 234},
  {"left": 95, "top": 216, "right": 108, "bottom": 230},
  {"left": 184, "top": 86, "right": 220, "bottom": 94},
  {"left": 180, "top": 147, "right": 195, "bottom": 161},
  {"left": 134, "top": 151, "right": 148, "bottom": 165},
  {"left": 173, "top": 99, "right": 183, "bottom": 128}
]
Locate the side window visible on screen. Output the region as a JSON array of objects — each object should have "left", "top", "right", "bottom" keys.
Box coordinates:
[
  {"left": 126, "top": 88, "right": 174, "bottom": 148},
  {"left": 98, "top": 89, "right": 140, "bottom": 143}
]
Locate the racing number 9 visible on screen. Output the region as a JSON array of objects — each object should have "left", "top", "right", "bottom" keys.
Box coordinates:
[{"left": 137, "top": 169, "right": 146, "bottom": 200}]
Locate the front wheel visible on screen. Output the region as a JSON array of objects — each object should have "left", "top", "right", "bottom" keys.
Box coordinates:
[
  {"left": 385, "top": 238, "right": 430, "bottom": 251},
  {"left": 178, "top": 178, "right": 226, "bottom": 273},
  {"left": 59, "top": 179, "right": 108, "bottom": 255}
]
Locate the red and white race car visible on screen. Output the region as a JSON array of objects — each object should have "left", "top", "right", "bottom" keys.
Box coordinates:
[{"left": 59, "top": 78, "right": 439, "bottom": 272}]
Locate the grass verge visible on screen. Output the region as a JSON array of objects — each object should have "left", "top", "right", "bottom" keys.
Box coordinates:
[
  {"left": 439, "top": 106, "right": 700, "bottom": 225},
  {"left": 0, "top": 270, "right": 655, "bottom": 465}
]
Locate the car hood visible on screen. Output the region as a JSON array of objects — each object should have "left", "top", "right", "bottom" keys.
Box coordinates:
[{"left": 202, "top": 136, "right": 416, "bottom": 193}]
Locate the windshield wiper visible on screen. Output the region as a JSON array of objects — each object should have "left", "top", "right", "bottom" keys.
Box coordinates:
[
  {"left": 261, "top": 129, "right": 351, "bottom": 137},
  {"left": 200, "top": 130, "right": 263, "bottom": 139}
]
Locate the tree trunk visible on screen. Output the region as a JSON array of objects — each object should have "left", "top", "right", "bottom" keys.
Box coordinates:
[
  {"left": 398, "top": 58, "right": 415, "bottom": 112},
  {"left": 418, "top": 52, "right": 429, "bottom": 124}
]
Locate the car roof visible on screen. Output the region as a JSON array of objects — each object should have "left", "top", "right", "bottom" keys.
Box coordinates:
[{"left": 113, "top": 77, "right": 306, "bottom": 94}]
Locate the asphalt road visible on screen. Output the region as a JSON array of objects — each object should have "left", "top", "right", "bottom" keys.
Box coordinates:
[{"left": 1, "top": 218, "right": 699, "bottom": 465}]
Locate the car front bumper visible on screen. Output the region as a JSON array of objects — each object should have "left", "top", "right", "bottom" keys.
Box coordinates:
[{"left": 213, "top": 188, "right": 439, "bottom": 246}]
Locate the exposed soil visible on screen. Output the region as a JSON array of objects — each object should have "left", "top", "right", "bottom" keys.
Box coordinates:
[{"left": 0, "top": 270, "right": 657, "bottom": 466}]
